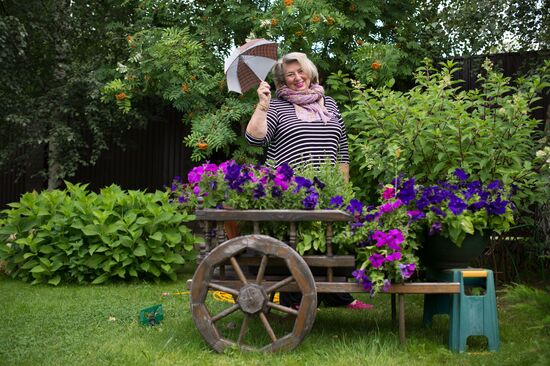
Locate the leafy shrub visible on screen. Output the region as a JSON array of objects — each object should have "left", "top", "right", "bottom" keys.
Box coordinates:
[
  {"left": 344, "top": 59, "right": 550, "bottom": 212},
  {"left": 0, "top": 183, "right": 199, "bottom": 285}
]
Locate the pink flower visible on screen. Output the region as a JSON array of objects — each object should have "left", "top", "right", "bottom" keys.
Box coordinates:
[
  {"left": 192, "top": 185, "right": 200, "bottom": 196},
  {"left": 369, "top": 253, "right": 385, "bottom": 268},
  {"left": 383, "top": 187, "right": 395, "bottom": 200},
  {"left": 273, "top": 173, "right": 290, "bottom": 190},
  {"left": 386, "top": 252, "right": 402, "bottom": 262},
  {"left": 386, "top": 229, "right": 404, "bottom": 250},
  {"left": 203, "top": 163, "right": 218, "bottom": 174},
  {"left": 372, "top": 230, "right": 387, "bottom": 247},
  {"left": 188, "top": 166, "right": 204, "bottom": 184}
]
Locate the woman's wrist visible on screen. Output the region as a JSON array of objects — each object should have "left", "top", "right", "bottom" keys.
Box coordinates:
[{"left": 256, "top": 102, "right": 269, "bottom": 112}]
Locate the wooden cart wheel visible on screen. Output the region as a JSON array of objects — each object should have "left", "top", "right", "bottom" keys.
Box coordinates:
[{"left": 190, "top": 234, "right": 317, "bottom": 352}]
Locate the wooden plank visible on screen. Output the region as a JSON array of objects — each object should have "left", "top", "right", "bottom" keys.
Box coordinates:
[
  {"left": 195, "top": 209, "right": 353, "bottom": 222},
  {"left": 193, "top": 280, "right": 461, "bottom": 294},
  {"left": 237, "top": 255, "right": 355, "bottom": 268}
]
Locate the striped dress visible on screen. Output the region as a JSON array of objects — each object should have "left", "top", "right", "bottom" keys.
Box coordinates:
[{"left": 245, "top": 96, "right": 349, "bottom": 168}]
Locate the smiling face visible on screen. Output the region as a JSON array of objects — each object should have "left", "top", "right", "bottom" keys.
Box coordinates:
[{"left": 283, "top": 61, "right": 311, "bottom": 91}]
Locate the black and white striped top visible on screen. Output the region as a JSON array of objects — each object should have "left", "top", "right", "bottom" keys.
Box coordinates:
[{"left": 245, "top": 96, "right": 349, "bottom": 168}]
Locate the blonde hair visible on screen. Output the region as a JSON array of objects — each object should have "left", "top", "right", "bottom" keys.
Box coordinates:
[{"left": 272, "top": 52, "right": 319, "bottom": 90}]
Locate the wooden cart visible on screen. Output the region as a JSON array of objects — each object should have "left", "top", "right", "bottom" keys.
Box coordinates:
[{"left": 188, "top": 208, "right": 357, "bottom": 352}]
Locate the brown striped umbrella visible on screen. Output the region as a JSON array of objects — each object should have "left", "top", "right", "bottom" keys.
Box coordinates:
[{"left": 224, "top": 39, "right": 278, "bottom": 94}]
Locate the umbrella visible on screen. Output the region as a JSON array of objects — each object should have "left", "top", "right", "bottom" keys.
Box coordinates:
[{"left": 224, "top": 39, "right": 278, "bottom": 94}]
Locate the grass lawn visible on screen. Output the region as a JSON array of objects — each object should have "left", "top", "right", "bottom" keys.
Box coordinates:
[{"left": 1, "top": 269, "right": 548, "bottom": 366}]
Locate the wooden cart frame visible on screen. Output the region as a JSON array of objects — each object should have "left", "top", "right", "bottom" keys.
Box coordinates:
[{"left": 187, "top": 209, "right": 460, "bottom": 352}]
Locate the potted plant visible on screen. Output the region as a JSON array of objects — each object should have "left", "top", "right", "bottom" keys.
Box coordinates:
[{"left": 392, "top": 168, "right": 516, "bottom": 269}]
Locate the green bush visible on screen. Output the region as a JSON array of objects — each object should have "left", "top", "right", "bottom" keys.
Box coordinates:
[
  {"left": 0, "top": 183, "right": 199, "bottom": 285},
  {"left": 343, "top": 58, "right": 550, "bottom": 210}
]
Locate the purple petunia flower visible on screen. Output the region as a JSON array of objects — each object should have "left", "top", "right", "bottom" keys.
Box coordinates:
[
  {"left": 487, "top": 195, "right": 508, "bottom": 215},
  {"left": 407, "top": 209, "right": 425, "bottom": 221},
  {"left": 487, "top": 180, "right": 502, "bottom": 191},
  {"left": 177, "top": 195, "right": 187, "bottom": 203},
  {"left": 313, "top": 177, "right": 325, "bottom": 189},
  {"left": 372, "top": 230, "right": 387, "bottom": 247},
  {"left": 204, "top": 163, "right": 218, "bottom": 173},
  {"left": 429, "top": 221, "right": 442, "bottom": 235},
  {"left": 192, "top": 185, "right": 200, "bottom": 196},
  {"left": 294, "top": 176, "right": 313, "bottom": 192},
  {"left": 271, "top": 185, "right": 282, "bottom": 198},
  {"left": 302, "top": 191, "right": 319, "bottom": 210},
  {"left": 430, "top": 205, "right": 446, "bottom": 217},
  {"left": 276, "top": 163, "right": 294, "bottom": 180},
  {"left": 171, "top": 183, "right": 178, "bottom": 192},
  {"left": 386, "top": 252, "right": 402, "bottom": 262},
  {"left": 397, "top": 178, "right": 416, "bottom": 205},
  {"left": 173, "top": 176, "right": 181, "bottom": 183},
  {"left": 469, "top": 201, "right": 487, "bottom": 211},
  {"left": 454, "top": 168, "right": 469, "bottom": 181},
  {"left": 399, "top": 263, "right": 416, "bottom": 279},
  {"left": 448, "top": 194, "right": 467, "bottom": 215},
  {"left": 352, "top": 269, "right": 365, "bottom": 282},
  {"left": 252, "top": 183, "right": 266, "bottom": 200},
  {"left": 273, "top": 173, "right": 290, "bottom": 190},
  {"left": 329, "top": 195, "right": 344, "bottom": 207},
  {"left": 188, "top": 166, "right": 205, "bottom": 184},
  {"left": 369, "top": 253, "right": 386, "bottom": 269},
  {"left": 382, "top": 279, "right": 392, "bottom": 292},
  {"left": 347, "top": 199, "right": 364, "bottom": 216}
]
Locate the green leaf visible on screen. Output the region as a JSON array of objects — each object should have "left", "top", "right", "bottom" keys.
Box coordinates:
[
  {"left": 30, "top": 265, "right": 46, "bottom": 273},
  {"left": 133, "top": 245, "right": 147, "bottom": 257},
  {"left": 460, "top": 217, "right": 475, "bottom": 235},
  {"left": 48, "top": 275, "right": 61, "bottom": 286},
  {"left": 149, "top": 232, "right": 163, "bottom": 241},
  {"left": 91, "top": 273, "right": 109, "bottom": 285},
  {"left": 82, "top": 225, "right": 99, "bottom": 236}
]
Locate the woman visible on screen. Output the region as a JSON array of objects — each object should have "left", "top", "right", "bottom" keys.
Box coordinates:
[{"left": 245, "top": 52, "right": 370, "bottom": 310}]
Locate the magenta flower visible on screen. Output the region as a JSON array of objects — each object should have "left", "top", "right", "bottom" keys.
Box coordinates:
[
  {"left": 386, "top": 252, "right": 402, "bottom": 262},
  {"left": 369, "top": 253, "right": 385, "bottom": 268},
  {"left": 399, "top": 263, "right": 416, "bottom": 279},
  {"left": 192, "top": 185, "right": 200, "bottom": 196},
  {"left": 382, "top": 279, "right": 392, "bottom": 292},
  {"left": 383, "top": 187, "right": 395, "bottom": 200},
  {"left": 204, "top": 163, "right": 218, "bottom": 173},
  {"left": 386, "top": 229, "right": 404, "bottom": 250},
  {"left": 372, "top": 230, "right": 387, "bottom": 247},
  {"left": 188, "top": 166, "right": 205, "bottom": 184},
  {"left": 273, "top": 173, "right": 290, "bottom": 190}
]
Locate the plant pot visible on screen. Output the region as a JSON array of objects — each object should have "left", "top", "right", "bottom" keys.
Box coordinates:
[{"left": 418, "top": 232, "right": 488, "bottom": 270}]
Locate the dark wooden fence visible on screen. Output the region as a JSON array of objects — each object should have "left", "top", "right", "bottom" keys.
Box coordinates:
[{"left": 1, "top": 50, "right": 549, "bottom": 207}]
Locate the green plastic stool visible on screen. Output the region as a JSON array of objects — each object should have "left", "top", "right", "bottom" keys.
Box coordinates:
[{"left": 423, "top": 269, "right": 500, "bottom": 353}]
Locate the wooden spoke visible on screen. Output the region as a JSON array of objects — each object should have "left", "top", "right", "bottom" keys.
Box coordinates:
[
  {"left": 265, "top": 276, "right": 294, "bottom": 294},
  {"left": 267, "top": 301, "right": 299, "bottom": 316},
  {"left": 211, "top": 304, "right": 240, "bottom": 323},
  {"left": 208, "top": 282, "right": 239, "bottom": 296},
  {"left": 230, "top": 256, "right": 248, "bottom": 284},
  {"left": 259, "top": 312, "right": 277, "bottom": 342},
  {"left": 237, "top": 314, "right": 251, "bottom": 344},
  {"left": 256, "top": 255, "right": 269, "bottom": 284}
]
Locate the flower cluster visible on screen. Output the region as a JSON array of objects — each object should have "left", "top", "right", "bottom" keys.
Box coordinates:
[
  {"left": 170, "top": 160, "right": 352, "bottom": 213},
  {"left": 398, "top": 168, "right": 516, "bottom": 246},
  {"left": 335, "top": 184, "right": 422, "bottom": 295}
]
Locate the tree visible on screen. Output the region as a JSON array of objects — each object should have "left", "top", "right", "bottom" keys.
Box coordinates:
[
  {"left": 412, "top": 0, "right": 549, "bottom": 57},
  {"left": 0, "top": 0, "right": 145, "bottom": 189}
]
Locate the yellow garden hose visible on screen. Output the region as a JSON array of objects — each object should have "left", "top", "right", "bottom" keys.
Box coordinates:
[{"left": 162, "top": 291, "right": 280, "bottom": 304}]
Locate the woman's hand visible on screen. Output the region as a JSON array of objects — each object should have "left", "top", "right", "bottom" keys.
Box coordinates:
[{"left": 257, "top": 81, "right": 271, "bottom": 106}]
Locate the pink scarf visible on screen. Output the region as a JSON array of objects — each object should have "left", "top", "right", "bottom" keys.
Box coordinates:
[{"left": 276, "top": 84, "right": 333, "bottom": 123}]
